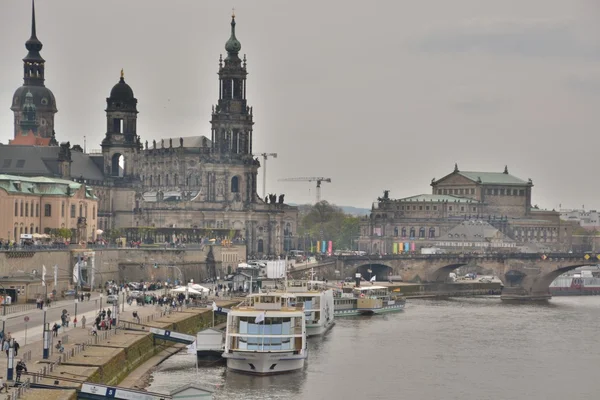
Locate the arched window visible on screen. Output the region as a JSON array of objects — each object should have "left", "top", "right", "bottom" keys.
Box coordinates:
[
  {"left": 157, "top": 175, "right": 161, "bottom": 186},
  {"left": 149, "top": 175, "right": 153, "bottom": 186},
  {"left": 61, "top": 202, "right": 65, "bottom": 217},
  {"left": 257, "top": 239, "right": 264, "bottom": 253},
  {"left": 231, "top": 176, "right": 239, "bottom": 193},
  {"left": 393, "top": 227, "right": 398, "bottom": 237},
  {"left": 111, "top": 153, "right": 124, "bottom": 177},
  {"left": 419, "top": 227, "right": 425, "bottom": 238},
  {"left": 14, "top": 202, "right": 18, "bottom": 217},
  {"left": 13, "top": 226, "right": 17, "bottom": 241},
  {"left": 25, "top": 203, "right": 29, "bottom": 217},
  {"left": 36, "top": 203, "right": 39, "bottom": 217},
  {"left": 165, "top": 174, "right": 169, "bottom": 186},
  {"left": 429, "top": 228, "right": 436, "bottom": 238},
  {"left": 174, "top": 174, "right": 178, "bottom": 186},
  {"left": 409, "top": 228, "right": 415, "bottom": 238},
  {"left": 401, "top": 227, "right": 406, "bottom": 237},
  {"left": 20, "top": 201, "right": 23, "bottom": 217},
  {"left": 79, "top": 204, "right": 83, "bottom": 218}
]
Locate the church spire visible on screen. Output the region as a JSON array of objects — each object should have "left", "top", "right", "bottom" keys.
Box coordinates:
[
  {"left": 23, "top": 0, "right": 45, "bottom": 86},
  {"left": 225, "top": 12, "right": 241, "bottom": 59},
  {"left": 24, "top": 0, "right": 44, "bottom": 63}
]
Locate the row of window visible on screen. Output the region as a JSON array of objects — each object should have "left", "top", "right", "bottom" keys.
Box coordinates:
[
  {"left": 436, "top": 187, "right": 526, "bottom": 197},
  {"left": 15, "top": 201, "right": 96, "bottom": 219},
  {"left": 14, "top": 201, "right": 40, "bottom": 217},
  {"left": 142, "top": 175, "right": 242, "bottom": 193},
  {"left": 13, "top": 224, "right": 40, "bottom": 238},
  {"left": 378, "top": 204, "right": 479, "bottom": 214},
  {"left": 437, "top": 188, "right": 476, "bottom": 195},
  {"left": 392, "top": 227, "right": 437, "bottom": 239}
]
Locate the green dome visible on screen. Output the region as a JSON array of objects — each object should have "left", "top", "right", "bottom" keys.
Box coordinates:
[{"left": 225, "top": 17, "right": 241, "bottom": 54}]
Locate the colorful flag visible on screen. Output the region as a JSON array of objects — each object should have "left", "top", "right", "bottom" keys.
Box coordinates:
[
  {"left": 42, "top": 265, "right": 46, "bottom": 287},
  {"left": 53, "top": 265, "right": 58, "bottom": 287}
]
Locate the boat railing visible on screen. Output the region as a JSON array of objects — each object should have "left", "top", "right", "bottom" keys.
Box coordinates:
[{"left": 225, "top": 326, "right": 304, "bottom": 335}]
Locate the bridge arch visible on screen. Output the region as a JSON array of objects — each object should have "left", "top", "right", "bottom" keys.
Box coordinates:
[
  {"left": 429, "top": 264, "right": 468, "bottom": 282},
  {"left": 355, "top": 263, "right": 393, "bottom": 281},
  {"left": 534, "top": 263, "right": 597, "bottom": 294}
]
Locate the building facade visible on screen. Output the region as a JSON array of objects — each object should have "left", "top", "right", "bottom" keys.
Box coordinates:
[
  {"left": 0, "top": 174, "right": 97, "bottom": 243},
  {"left": 0, "top": 5, "right": 297, "bottom": 256},
  {"left": 359, "top": 165, "right": 572, "bottom": 254}
]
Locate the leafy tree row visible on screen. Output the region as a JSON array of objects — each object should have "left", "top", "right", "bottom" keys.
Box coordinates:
[{"left": 297, "top": 201, "right": 360, "bottom": 250}]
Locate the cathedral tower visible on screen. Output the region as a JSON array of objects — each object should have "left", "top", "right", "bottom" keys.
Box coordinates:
[
  {"left": 101, "top": 70, "right": 140, "bottom": 178},
  {"left": 210, "top": 13, "right": 254, "bottom": 156},
  {"left": 10, "top": 0, "right": 57, "bottom": 140}
]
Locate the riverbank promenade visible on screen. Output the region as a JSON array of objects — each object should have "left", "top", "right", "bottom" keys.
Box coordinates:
[{"left": 4, "top": 298, "right": 181, "bottom": 400}]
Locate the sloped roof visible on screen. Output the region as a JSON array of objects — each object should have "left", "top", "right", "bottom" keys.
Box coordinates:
[
  {"left": 396, "top": 194, "right": 478, "bottom": 203},
  {"left": 0, "top": 145, "right": 105, "bottom": 182},
  {"left": 446, "top": 220, "right": 513, "bottom": 242},
  {"left": 0, "top": 174, "right": 97, "bottom": 199},
  {"left": 457, "top": 171, "right": 528, "bottom": 185}
]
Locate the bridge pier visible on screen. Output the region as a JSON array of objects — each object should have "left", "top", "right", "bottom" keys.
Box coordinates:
[{"left": 500, "top": 287, "right": 551, "bottom": 301}]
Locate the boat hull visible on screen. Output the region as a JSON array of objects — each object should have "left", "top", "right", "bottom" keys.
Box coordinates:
[
  {"left": 196, "top": 350, "right": 225, "bottom": 363},
  {"left": 334, "top": 302, "right": 405, "bottom": 317},
  {"left": 306, "top": 320, "right": 335, "bottom": 337},
  {"left": 223, "top": 351, "right": 306, "bottom": 375}
]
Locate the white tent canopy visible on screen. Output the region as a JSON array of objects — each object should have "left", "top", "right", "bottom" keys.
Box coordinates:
[
  {"left": 189, "top": 284, "right": 209, "bottom": 293},
  {"left": 170, "top": 286, "right": 204, "bottom": 295}
]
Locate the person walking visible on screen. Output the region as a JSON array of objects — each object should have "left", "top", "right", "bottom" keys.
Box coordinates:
[
  {"left": 15, "top": 360, "right": 27, "bottom": 383},
  {"left": 81, "top": 315, "right": 86, "bottom": 329},
  {"left": 13, "top": 340, "right": 19, "bottom": 357}
]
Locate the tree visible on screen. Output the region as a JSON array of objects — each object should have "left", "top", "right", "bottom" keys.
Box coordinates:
[{"left": 298, "top": 201, "right": 360, "bottom": 250}]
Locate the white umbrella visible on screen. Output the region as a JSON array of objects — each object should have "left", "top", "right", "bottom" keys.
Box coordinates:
[
  {"left": 96, "top": 229, "right": 104, "bottom": 235},
  {"left": 170, "top": 286, "right": 203, "bottom": 295},
  {"left": 190, "top": 284, "right": 209, "bottom": 293}
]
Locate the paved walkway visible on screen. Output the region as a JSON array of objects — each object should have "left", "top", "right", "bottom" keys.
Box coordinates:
[{"left": 4, "top": 299, "right": 163, "bottom": 399}]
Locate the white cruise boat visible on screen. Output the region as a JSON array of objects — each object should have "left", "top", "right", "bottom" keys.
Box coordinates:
[
  {"left": 223, "top": 292, "right": 308, "bottom": 375},
  {"left": 285, "top": 280, "right": 335, "bottom": 337},
  {"left": 334, "top": 285, "right": 406, "bottom": 317}
]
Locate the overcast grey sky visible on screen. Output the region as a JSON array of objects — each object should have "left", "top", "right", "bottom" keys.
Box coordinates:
[{"left": 1, "top": 0, "right": 599, "bottom": 210}]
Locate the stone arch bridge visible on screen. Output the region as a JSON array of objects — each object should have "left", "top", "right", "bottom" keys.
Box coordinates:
[{"left": 290, "top": 253, "right": 598, "bottom": 301}]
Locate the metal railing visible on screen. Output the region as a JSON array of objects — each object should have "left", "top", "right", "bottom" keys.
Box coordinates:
[{"left": 9, "top": 378, "right": 30, "bottom": 400}]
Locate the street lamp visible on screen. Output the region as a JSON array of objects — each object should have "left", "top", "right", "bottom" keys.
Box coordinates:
[{"left": 0, "top": 284, "right": 7, "bottom": 335}]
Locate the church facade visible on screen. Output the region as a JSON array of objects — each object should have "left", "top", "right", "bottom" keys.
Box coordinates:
[{"left": 0, "top": 3, "right": 297, "bottom": 256}]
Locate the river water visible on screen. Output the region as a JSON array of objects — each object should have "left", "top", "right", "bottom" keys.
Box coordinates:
[{"left": 146, "top": 297, "right": 600, "bottom": 400}]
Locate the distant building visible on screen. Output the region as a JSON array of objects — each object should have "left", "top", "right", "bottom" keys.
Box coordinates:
[
  {"left": 0, "top": 174, "right": 97, "bottom": 243},
  {"left": 358, "top": 164, "right": 572, "bottom": 254},
  {"left": 560, "top": 209, "right": 600, "bottom": 230},
  {"left": 435, "top": 220, "right": 517, "bottom": 252},
  {"left": 0, "top": 4, "right": 297, "bottom": 256}
]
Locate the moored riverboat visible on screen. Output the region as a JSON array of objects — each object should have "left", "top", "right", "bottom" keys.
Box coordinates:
[
  {"left": 285, "top": 280, "right": 335, "bottom": 336},
  {"left": 223, "top": 292, "right": 307, "bottom": 375},
  {"left": 334, "top": 285, "right": 405, "bottom": 317}
]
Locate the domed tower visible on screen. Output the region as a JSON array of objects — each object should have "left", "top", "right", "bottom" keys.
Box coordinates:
[
  {"left": 210, "top": 12, "right": 254, "bottom": 156},
  {"left": 10, "top": 0, "right": 57, "bottom": 140},
  {"left": 101, "top": 70, "right": 140, "bottom": 178}
]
